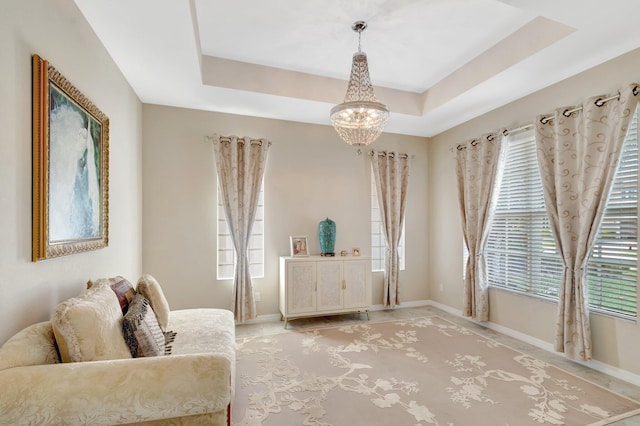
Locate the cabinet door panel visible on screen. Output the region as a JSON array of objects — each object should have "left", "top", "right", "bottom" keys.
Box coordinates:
[
  {"left": 343, "top": 260, "right": 371, "bottom": 308},
  {"left": 317, "top": 262, "right": 343, "bottom": 312},
  {"left": 287, "top": 262, "right": 316, "bottom": 314}
]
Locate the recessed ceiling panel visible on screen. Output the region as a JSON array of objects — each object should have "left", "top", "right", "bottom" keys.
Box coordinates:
[{"left": 195, "top": 0, "right": 533, "bottom": 92}]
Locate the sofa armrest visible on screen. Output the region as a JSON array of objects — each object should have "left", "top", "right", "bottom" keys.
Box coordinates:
[{"left": 0, "top": 353, "right": 232, "bottom": 425}]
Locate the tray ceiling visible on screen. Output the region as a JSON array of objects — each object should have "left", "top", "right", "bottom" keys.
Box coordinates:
[{"left": 74, "top": 0, "right": 640, "bottom": 137}]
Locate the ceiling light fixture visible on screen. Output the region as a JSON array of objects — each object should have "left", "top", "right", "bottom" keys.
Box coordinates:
[{"left": 330, "top": 21, "right": 389, "bottom": 146}]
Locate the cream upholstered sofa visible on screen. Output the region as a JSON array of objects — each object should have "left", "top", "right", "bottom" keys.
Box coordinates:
[{"left": 0, "top": 275, "right": 235, "bottom": 425}]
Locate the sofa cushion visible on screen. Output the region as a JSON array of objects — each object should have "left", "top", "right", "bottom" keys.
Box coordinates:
[
  {"left": 137, "top": 274, "right": 170, "bottom": 332},
  {"left": 122, "top": 294, "right": 166, "bottom": 357},
  {"left": 87, "top": 276, "right": 136, "bottom": 314},
  {"left": 169, "top": 308, "right": 236, "bottom": 399},
  {"left": 52, "top": 282, "right": 132, "bottom": 363},
  {"left": 0, "top": 321, "right": 60, "bottom": 370}
]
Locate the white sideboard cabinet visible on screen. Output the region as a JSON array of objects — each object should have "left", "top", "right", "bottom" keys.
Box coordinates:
[{"left": 279, "top": 256, "right": 372, "bottom": 327}]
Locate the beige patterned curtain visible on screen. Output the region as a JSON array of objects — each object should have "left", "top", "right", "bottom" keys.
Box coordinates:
[
  {"left": 535, "top": 85, "right": 639, "bottom": 361},
  {"left": 371, "top": 151, "right": 411, "bottom": 308},
  {"left": 212, "top": 135, "right": 270, "bottom": 323},
  {"left": 456, "top": 132, "right": 506, "bottom": 322}
]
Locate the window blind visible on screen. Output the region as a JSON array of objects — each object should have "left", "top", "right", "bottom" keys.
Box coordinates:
[
  {"left": 587, "top": 112, "right": 638, "bottom": 318},
  {"left": 217, "top": 184, "right": 265, "bottom": 280},
  {"left": 486, "top": 131, "right": 563, "bottom": 299}
]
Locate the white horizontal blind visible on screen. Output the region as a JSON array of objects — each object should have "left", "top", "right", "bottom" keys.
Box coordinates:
[
  {"left": 371, "top": 171, "right": 405, "bottom": 272},
  {"left": 463, "top": 243, "right": 468, "bottom": 279},
  {"left": 486, "top": 109, "right": 638, "bottom": 319},
  {"left": 486, "top": 131, "right": 563, "bottom": 299},
  {"left": 217, "top": 184, "right": 265, "bottom": 280},
  {"left": 587, "top": 110, "right": 638, "bottom": 318}
]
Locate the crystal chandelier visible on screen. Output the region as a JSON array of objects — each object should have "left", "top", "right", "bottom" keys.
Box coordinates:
[{"left": 330, "top": 21, "right": 389, "bottom": 146}]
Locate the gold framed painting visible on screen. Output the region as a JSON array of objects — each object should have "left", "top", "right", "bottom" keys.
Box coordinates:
[{"left": 32, "top": 54, "right": 110, "bottom": 261}]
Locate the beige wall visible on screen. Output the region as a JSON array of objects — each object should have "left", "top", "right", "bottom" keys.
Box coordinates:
[
  {"left": 0, "top": 0, "right": 143, "bottom": 344},
  {"left": 142, "top": 105, "right": 429, "bottom": 315},
  {"left": 428, "top": 47, "right": 640, "bottom": 375}
]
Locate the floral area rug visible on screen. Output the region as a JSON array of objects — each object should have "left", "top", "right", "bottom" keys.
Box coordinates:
[{"left": 232, "top": 316, "right": 640, "bottom": 425}]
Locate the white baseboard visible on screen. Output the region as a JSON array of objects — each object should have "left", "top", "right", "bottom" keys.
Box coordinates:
[
  {"left": 424, "top": 300, "right": 463, "bottom": 317},
  {"left": 585, "top": 359, "right": 640, "bottom": 388},
  {"left": 482, "top": 320, "right": 555, "bottom": 352},
  {"left": 370, "top": 299, "right": 431, "bottom": 311},
  {"left": 240, "top": 313, "right": 282, "bottom": 324},
  {"left": 426, "top": 300, "right": 640, "bottom": 387}
]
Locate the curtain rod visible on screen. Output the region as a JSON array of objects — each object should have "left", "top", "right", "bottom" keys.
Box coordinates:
[
  {"left": 205, "top": 135, "right": 271, "bottom": 146},
  {"left": 538, "top": 93, "right": 622, "bottom": 125},
  {"left": 451, "top": 87, "right": 638, "bottom": 152},
  {"left": 356, "top": 148, "right": 415, "bottom": 159}
]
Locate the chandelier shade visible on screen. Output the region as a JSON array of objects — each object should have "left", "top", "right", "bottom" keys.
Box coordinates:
[{"left": 330, "top": 22, "right": 389, "bottom": 146}]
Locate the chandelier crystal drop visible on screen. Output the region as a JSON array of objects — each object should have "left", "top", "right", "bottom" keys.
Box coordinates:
[{"left": 330, "top": 21, "right": 389, "bottom": 146}]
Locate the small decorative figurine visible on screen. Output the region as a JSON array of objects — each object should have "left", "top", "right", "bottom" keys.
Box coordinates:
[{"left": 340, "top": 249, "right": 348, "bottom": 256}]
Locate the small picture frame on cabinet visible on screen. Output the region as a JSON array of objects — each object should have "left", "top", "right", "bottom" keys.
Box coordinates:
[
  {"left": 290, "top": 236, "right": 309, "bottom": 257},
  {"left": 352, "top": 247, "right": 361, "bottom": 256}
]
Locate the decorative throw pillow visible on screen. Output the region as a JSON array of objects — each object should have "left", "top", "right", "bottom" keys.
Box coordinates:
[
  {"left": 87, "top": 276, "right": 137, "bottom": 314},
  {"left": 122, "top": 294, "right": 167, "bottom": 357},
  {"left": 109, "top": 278, "right": 136, "bottom": 314},
  {"left": 136, "top": 274, "right": 170, "bottom": 332},
  {"left": 52, "top": 283, "right": 132, "bottom": 363}
]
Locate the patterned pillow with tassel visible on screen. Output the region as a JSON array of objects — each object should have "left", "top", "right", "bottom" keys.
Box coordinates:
[{"left": 122, "top": 294, "right": 176, "bottom": 357}]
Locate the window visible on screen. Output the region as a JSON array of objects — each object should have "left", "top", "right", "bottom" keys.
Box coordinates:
[
  {"left": 217, "top": 184, "right": 265, "bottom": 280},
  {"left": 371, "top": 172, "right": 405, "bottom": 272},
  {"left": 587, "top": 113, "right": 638, "bottom": 317},
  {"left": 486, "top": 110, "right": 638, "bottom": 319},
  {"left": 485, "top": 131, "right": 562, "bottom": 299}
]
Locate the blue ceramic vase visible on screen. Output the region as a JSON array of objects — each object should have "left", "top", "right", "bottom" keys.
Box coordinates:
[{"left": 318, "top": 218, "right": 336, "bottom": 256}]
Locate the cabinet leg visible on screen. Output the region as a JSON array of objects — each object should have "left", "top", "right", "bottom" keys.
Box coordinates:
[
  {"left": 283, "top": 317, "right": 288, "bottom": 329},
  {"left": 365, "top": 310, "right": 370, "bottom": 321},
  {"left": 280, "top": 312, "right": 284, "bottom": 321}
]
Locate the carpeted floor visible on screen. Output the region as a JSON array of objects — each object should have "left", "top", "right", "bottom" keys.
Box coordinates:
[{"left": 233, "top": 310, "right": 640, "bottom": 426}]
